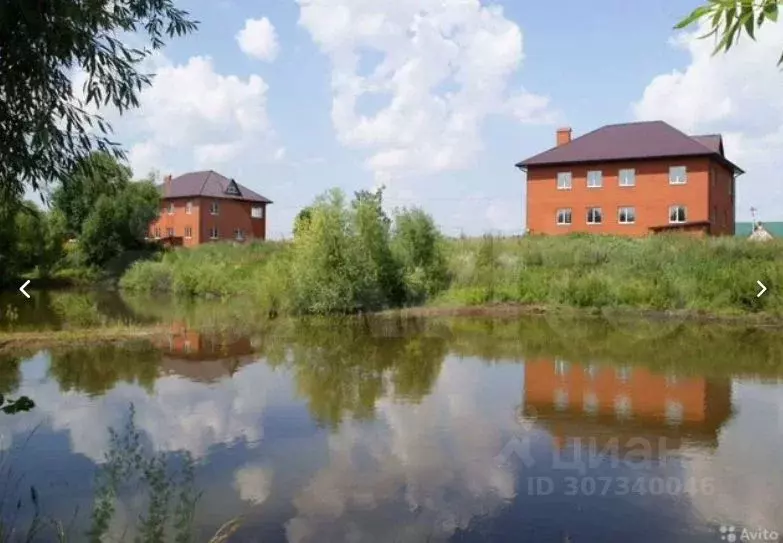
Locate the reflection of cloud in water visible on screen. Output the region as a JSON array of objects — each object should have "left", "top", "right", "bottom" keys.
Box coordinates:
[
  {"left": 234, "top": 463, "right": 274, "bottom": 505},
  {"left": 3, "top": 354, "right": 287, "bottom": 462},
  {"left": 686, "top": 382, "right": 783, "bottom": 532},
  {"left": 286, "top": 358, "right": 523, "bottom": 543}
]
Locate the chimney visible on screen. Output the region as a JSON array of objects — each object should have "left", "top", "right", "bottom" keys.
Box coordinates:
[
  {"left": 556, "top": 127, "right": 572, "bottom": 146},
  {"left": 164, "top": 174, "right": 172, "bottom": 196}
]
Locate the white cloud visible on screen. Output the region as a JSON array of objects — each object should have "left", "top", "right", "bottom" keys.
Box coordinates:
[
  {"left": 234, "top": 463, "right": 274, "bottom": 505},
  {"left": 285, "top": 358, "right": 522, "bottom": 543},
  {"left": 633, "top": 23, "right": 783, "bottom": 220},
  {"left": 297, "top": 0, "right": 556, "bottom": 182},
  {"left": 236, "top": 17, "right": 281, "bottom": 62},
  {"left": 110, "top": 54, "right": 280, "bottom": 177}
]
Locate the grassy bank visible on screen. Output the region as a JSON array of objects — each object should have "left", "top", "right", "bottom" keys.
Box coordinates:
[{"left": 118, "top": 188, "right": 783, "bottom": 318}]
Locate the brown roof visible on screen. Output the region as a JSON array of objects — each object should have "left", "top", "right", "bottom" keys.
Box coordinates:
[
  {"left": 159, "top": 170, "right": 272, "bottom": 203},
  {"left": 516, "top": 121, "right": 743, "bottom": 174}
]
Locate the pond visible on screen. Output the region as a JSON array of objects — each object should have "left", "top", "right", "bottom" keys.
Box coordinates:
[{"left": 0, "top": 292, "right": 782, "bottom": 542}]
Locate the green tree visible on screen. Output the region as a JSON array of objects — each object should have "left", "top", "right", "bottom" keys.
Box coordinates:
[
  {"left": 392, "top": 208, "right": 450, "bottom": 303},
  {"left": 79, "top": 180, "right": 159, "bottom": 266},
  {"left": 675, "top": 0, "right": 782, "bottom": 66},
  {"left": 0, "top": 0, "right": 197, "bottom": 197},
  {"left": 51, "top": 152, "right": 133, "bottom": 237}
]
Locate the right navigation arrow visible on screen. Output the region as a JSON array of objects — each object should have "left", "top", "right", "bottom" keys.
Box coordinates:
[{"left": 757, "top": 280, "right": 767, "bottom": 298}]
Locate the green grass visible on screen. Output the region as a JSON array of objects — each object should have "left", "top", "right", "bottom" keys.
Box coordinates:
[
  {"left": 119, "top": 224, "right": 783, "bottom": 318},
  {"left": 436, "top": 234, "right": 783, "bottom": 316}
]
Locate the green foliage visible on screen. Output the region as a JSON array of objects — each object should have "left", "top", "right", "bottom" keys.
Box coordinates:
[
  {"left": 675, "top": 0, "right": 783, "bottom": 67},
  {"left": 78, "top": 178, "right": 160, "bottom": 267},
  {"left": 50, "top": 152, "right": 133, "bottom": 237},
  {"left": 88, "top": 405, "right": 201, "bottom": 543},
  {"left": 120, "top": 192, "right": 783, "bottom": 319},
  {"left": 0, "top": 0, "right": 197, "bottom": 196},
  {"left": 392, "top": 207, "right": 450, "bottom": 303},
  {"left": 438, "top": 234, "right": 783, "bottom": 316}
]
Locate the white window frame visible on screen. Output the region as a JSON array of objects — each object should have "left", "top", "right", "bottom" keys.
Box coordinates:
[
  {"left": 586, "top": 170, "right": 603, "bottom": 188},
  {"left": 556, "top": 208, "right": 572, "bottom": 226},
  {"left": 556, "top": 172, "right": 573, "bottom": 190},
  {"left": 209, "top": 227, "right": 219, "bottom": 240},
  {"left": 184, "top": 226, "right": 192, "bottom": 239},
  {"left": 618, "top": 206, "right": 636, "bottom": 225},
  {"left": 186, "top": 201, "right": 193, "bottom": 215},
  {"left": 166, "top": 227, "right": 174, "bottom": 237},
  {"left": 234, "top": 228, "right": 245, "bottom": 241},
  {"left": 669, "top": 165, "right": 687, "bottom": 185},
  {"left": 586, "top": 207, "right": 603, "bottom": 225},
  {"left": 251, "top": 206, "right": 264, "bottom": 219},
  {"left": 167, "top": 202, "right": 175, "bottom": 215},
  {"left": 669, "top": 205, "right": 687, "bottom": 224},
  {"left": 618, "top": 168, "right": 636, "bottom": 187},
  {"left": 210, "top": 201, "right": 219, "bottom": 215}
]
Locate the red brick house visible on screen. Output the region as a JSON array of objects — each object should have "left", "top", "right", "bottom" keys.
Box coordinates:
[
  {"left": 515, "top": 121, "right": 744, "bottom": 236},
  {"left": 148, "top": 170, "right": 272, "bottom": 246}
]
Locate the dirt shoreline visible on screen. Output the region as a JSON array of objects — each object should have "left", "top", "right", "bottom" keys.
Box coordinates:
[{"left": 1, "top": 303, "right": 781, "bottom": 353}]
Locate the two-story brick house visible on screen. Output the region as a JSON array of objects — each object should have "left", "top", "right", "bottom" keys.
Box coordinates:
[
  {"left": 148, "top": 170, "right": 272, "bottom": 246},
  {"left": 516, "top": 121, "right": 744, "bottom": 236}
]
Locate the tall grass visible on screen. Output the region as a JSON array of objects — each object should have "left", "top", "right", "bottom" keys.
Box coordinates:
[
  {"left": 438, "top": 234, "right": 783, "bottom": 315},
  {"left": 120, "top": 188, "right": 783, "bottom": 317}
]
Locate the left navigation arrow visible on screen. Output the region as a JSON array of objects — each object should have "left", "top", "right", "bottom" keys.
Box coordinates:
[{"left": 19, "top": 280, "right": 30, "bottom": 299}]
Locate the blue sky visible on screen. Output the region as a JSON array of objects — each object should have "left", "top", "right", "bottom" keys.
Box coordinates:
[{"left": 82, "top": 0, "right": 783, "bottom": 237}]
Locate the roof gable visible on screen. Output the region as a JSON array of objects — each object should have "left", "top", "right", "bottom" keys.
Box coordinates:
[
  {"left": 160, "top": 170, "right": 272, "bottom": 203},
  {"left": 224, "top": 179, "right": 242, "bottom": 197},
  {"left": 516, "top": 121, "right": 741, "bottom": 173}
]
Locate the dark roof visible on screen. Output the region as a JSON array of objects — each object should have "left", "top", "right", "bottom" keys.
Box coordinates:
[
  {"left": 516, "top": 121, "right": 743, "bottom": 174},
  {"left": 691, "top": 134, "right": 723, "bottom": 154},
  {"left": 159, "top": 170, "right": 272, "bottom": 203}
]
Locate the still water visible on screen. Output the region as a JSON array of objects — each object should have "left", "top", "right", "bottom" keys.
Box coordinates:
[{"left": 0, "top": 291, "right": 782, "bottom": 542}]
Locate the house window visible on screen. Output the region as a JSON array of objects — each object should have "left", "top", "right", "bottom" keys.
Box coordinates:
[
  {"left": 210, "top": 201, "right": 219, "bottom": 215},
  {"left": 167, "top": 202, "right": 175, "bottom": 215},
  {"left": 586, "top": 170, "right": 603, "bottom": 188},
  {"left": 555, "top": 359, "right": 570, "bottom": 376},
  {"left": 556, "top": 208, "right": 572, "bottom": 226},
  {"left": 184, "top": 226, "right": 192, "bottom": 239},
  {"left": 586, "top": 207, "right": 603, "bottom": 225},
  {"left": 251, "top": 206, "right": 264, "bottom": 219},
  {"left": 209, "top": 227, "right": 219, "bottom": 240},
  {"left": 154, "top": 228, "right": 161, "bottom": 239},
  {"left": 618, "top": 206, "right": 636, "bottom": 224},
  {"left": 557, "top": 172, "right": 572, "bottom": 190},
  {"left": 618, "top": 168, "right": 636, "bottom": 187},
  {"left": 669, "top": 205, "right": 687, "bottom": 224},
  {"left": 186, "top": 201, "right": 193, "bottom": 214},
  {"left": 166, "top": 228, "right": 174, "bottom": 237},
  {"left": 669, "top": 165, "right": 687, "bottom": 185},
  {"left": 234, "top": 229, "right": 245, "bottom": 241}
]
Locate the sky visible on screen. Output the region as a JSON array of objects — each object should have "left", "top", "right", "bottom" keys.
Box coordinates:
[{"left": 76, "top": 0, "right": 783, "bottom": 238}]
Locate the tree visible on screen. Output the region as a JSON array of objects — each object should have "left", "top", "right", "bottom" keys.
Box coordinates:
[
  {"left": 675, "top": 0, "right": 782, "bottom": 66},
  {"left": 79, "top": 179, "right": 159, "bottom": 266},
  {"left": 0, "top": 0, "right": 198, "bottom": 198},
  {"left": 51, "top": 152, "right": 133, "bottom": 236}
]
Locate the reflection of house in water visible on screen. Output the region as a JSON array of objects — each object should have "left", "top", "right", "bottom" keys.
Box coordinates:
[
  {"left": 153, "top": 324, "right": 259, "bottom": 383},
  {"left": 521, "top": 359, "right": 733, "bottom": 453}
]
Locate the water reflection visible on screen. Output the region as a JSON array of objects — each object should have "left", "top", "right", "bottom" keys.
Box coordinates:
[
  {"left": 0, "top": 316, "right": 780, "bottom": 542},
  {"left": 522, "top": 359, "right": 734, "bottom": 453}
]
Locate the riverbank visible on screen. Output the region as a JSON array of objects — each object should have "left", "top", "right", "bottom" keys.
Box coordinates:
[
  {"left": 2, "top": 298, "right": 783, "bottom": 356},
  {"left": 0, "top": 324, "right": 168, "bottom": 353},
  {"left": 119, "top": 230, "right": 783, "bottom": 318}
]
